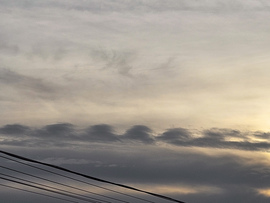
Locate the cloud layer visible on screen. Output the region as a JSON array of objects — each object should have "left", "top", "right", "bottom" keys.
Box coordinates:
[
  {"left": 2, "top": 0, "right": 270, "bottom": 130},
  {"left": 1, "top": 123, "right": 270, "bottom": 203},
  {"left": 1, "top": 123, "right": 270, "bottom": 152}
]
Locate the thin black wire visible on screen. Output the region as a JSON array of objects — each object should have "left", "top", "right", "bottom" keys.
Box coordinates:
[
  {"left": 0, "top": 176, "right": 99, "bottom": 203},
  {"left": 0, "top": 155, "right": 155, "bottom": 203},
  {"left": 0, "top": 172, "right": 111, "bottom": 203},
  {"left": 1, "top": 150, "right": 186, "bottom": 203},
  {"left": 0, "top": 165, "right": 127, "bottom": 203},
  {"left": 0, "top": 183, "right": 79, "bottom": 203}
]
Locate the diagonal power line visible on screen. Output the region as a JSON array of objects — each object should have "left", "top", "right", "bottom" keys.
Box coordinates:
[
  {"left": 0, "top": 172, "right": 111, "bottom": 203},
  {"left": 0, "top": 155, "right": 152, "bottom": 203},
  {"left": 0, "top": 176, "right": 99, "bottom": 203},
  {"left": 0, "top": 150, "right": 186, "bottom": 203},
  {"left": 0, "top": 183, "right": 79, "bottom": 203},
  {"left": 0, "top": 165, "right": 128, "bottom": 203}
]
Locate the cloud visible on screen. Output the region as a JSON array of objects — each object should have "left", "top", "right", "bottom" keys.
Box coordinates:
[
  {"left": 2, "top": 123, "right": 270, "bottom": 203},
  {"left": 90, "top": 48, "right": 136, "bottom": 77},
  {"left": 0, "top": 68, "right": 58, "bottom": 99},
  {"left": 253, "top": 131, "right": 270, "bottom": 140},
  {"left": 29, "top": 43, "right": 68, "bottom": 61},
  {"left": 32, "top": 123, "right": 75, "bottom": 139},
  {"left": 0, "top": 41, "right": 20, "bottom": 55},
  {"left": 203, "top": 128, "right": 242, "bottom": 140},
  {"left": 157, "top": 128, "right": 191, "bottom": 143},
  {"left": 158, "top": 127, "right": 270, "bottom": 152},
  {"left": 1, "top": 1, "right": 270, "bottom": 202},
  {"left": 82, "top": 124, "right": 120, "bottom": 142},
  {"left": 1, "top": 123, "right": 270, "bottom": 152},
  {"left": 1, "top": 0, "right": 270, "bottom": 130},
  {"left": 0, "top": 124, "right": 30, "bottom": 135},
  {"left": 0, "top": 124, "right": 156, "bottom": 146},
  {"left": 122, "top": 125, "right": 155, "bottom": 144},
  {"left": 4, "top": 0, "right": 267, "bottom": 13},
  {"left": 182, "top": 185, "right": 270, "bottom": 203}
]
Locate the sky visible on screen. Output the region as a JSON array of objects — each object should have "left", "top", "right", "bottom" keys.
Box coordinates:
[{"left": 1, "top": 0, "right": 270, "bottom": 202}]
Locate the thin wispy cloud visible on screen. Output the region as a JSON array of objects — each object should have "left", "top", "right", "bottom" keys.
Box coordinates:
[{"left": 0, "top": 68, "right": 59, "bottom": 99}]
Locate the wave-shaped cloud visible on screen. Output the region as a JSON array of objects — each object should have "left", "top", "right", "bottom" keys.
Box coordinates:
[{"left": 1, "top": 123, "right": 270, "bottom": 152}]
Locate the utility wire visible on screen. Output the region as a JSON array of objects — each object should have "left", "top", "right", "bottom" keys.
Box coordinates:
[
  {"left": 0, "top": 176, "right": 100, "bottom": 203},
  {"left": 0, "top": 165, "right": 128, "bottom": 203},
  {"left": 0, "top": 150, "right": 186, "bottom": 203},
  {"left": 0, "top": 172, "right": 111, "bottom": 203},
  {"left": 0, "top": 183, "right": 79, "bottom": 203},
  {"left": 0, "top": 154, "right": 155, "bottom": 203}
]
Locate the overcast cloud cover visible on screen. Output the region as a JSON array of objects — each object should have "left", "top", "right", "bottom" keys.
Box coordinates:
[{"left": 1, "top": 0, "right": 270, "bottom": 202}]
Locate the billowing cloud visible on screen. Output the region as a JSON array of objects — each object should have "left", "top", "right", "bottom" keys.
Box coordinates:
[
  {"left": 158, "top": 127, "right": 270, "bottom": 151},
  {"left": 32, "top": 123, "right": 75, "bottom": 139},
  {"left": 157, "top": 128, "right": 191, "bottom": 143},
  {"left": 1, "top": 133, "right": 270, "bottom": 203},
  {"left": 253, "top": 131, "right": 270, "bottom": 140},
  {"left": 1, "top": 123, "right": 270, "bottom": 152},
  {"left": 1, "top": 123, "right": 270, "bottom": 203},
  {"left": 0, "top": 124, "right": 30, "bottom": 135},
  {"left": 82, "top": 124, "right": 120, "bottom": 142},
  {"left": 203, "top": 128, "right": 242, "bottom": 140},
  {"left": 122, "top": 125, "right": 155, "bottom": 144}
]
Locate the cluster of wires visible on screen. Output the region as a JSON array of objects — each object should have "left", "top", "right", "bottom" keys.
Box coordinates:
[{"left": 0, "top": 150, "right": 185, "bottom": 203}]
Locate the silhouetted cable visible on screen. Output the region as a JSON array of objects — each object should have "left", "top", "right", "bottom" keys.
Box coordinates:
[
  {"left": 0, "top": 154, "right": 154, "bottom": 203},
  {"left": 0, "top": 176, "right": 100, "bottom": 203},
  {"left": 0, "top": 165, "right": 128, "bottom": 203},
  {"left": 0, "top": 183, "right": 79, "bottom": 203},
  {"left": 0, "top": 150, "right": 186, "bottom": 203},
  {"left": 0, "top": 172, "right": 111, "bottom": 203}
]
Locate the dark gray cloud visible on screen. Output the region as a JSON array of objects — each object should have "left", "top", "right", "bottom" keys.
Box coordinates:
[
  {"left": 203, "top": 128, "right": 241, "bottom": 140},
  {"left": 0, "top": 124, "right": 156, "bottom": 146},
  {"left": 1, "top": 124, "right": 270, "bottom": 203},
  {"left": 1, "top": 124, "right": 270, "bottom": 152},
  {"left": 253, "top": 131, "right": 270, "bottom": 139},
  {"left": 1, "top": 141, "right": 270, "bottom": 203},
  {"left": 157, "top": 128, "right": 191, "bottom": 143},
  {"left": 157, "top": 127, "right": 270, "bottom": 152},
  {"left": 122, "top": 125, "right": 155, "bottom": 144},
  {"left": 0, "top": 124, "right": 30, "bottom": 135},
  {"left": 82, "top": 124, "right": 120, "bottom": 142},
  {"left": 32, "top": 123, "right": 75, "bottom": 139},
  {"left": 186, "top": 138, "right": 270, "bottom": 151}
]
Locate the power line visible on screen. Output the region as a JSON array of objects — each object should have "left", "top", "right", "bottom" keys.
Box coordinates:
[
  {"left": 0, "top": 154, "right": 155, "bottom": 203},
  {"left": 0, "top": 172, "right": 111, "bottom": 203},
  {"left": 0, "top": 183, "right": 79, "bottom": 203},
  {"left": 0, "top": 176, "right": 99, "bottom": 203},
  {"left": 0, "top": 150, "right": 186, "bottom": 203},
  {"left": 0, "top": 165, "right": 128, "bottom": 203}
]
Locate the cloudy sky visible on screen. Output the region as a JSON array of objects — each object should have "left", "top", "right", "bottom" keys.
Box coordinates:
[{"left": 1, "top": 0, "right": 270, "bottom": 202}]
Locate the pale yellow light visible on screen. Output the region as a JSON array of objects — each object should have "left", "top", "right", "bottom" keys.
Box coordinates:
[{"left": 257, "top": 188, "right": 270, "bottom": 197}]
